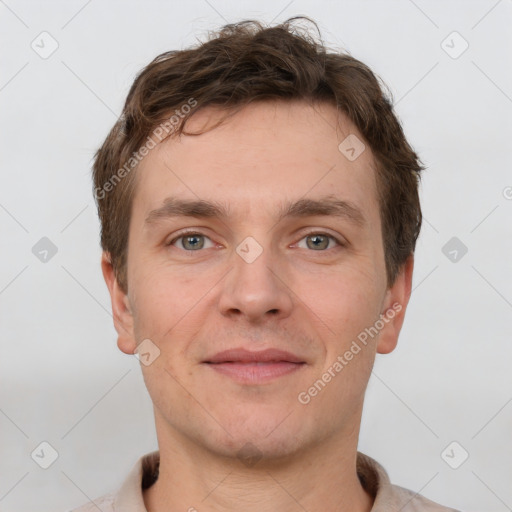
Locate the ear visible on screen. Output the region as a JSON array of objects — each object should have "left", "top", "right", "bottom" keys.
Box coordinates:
[
  {"left": 101, "top": 252, "right": 137, "bottom": 355},
  {"left": 376, "top": 254, "right": 414, "bottom": 355}
]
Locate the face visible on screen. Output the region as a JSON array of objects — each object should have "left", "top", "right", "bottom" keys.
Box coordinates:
[{"left": 104, "top": 100, "right": 412, "bottom": 462}]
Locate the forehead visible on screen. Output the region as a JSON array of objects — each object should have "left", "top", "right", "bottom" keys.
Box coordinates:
[{"left": 132, "top": 101, "right": 380, "bottom": 225}]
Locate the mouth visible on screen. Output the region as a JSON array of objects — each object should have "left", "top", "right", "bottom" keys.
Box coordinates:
[{"left": 203, "top": 348, "right": 306, "bottom": 384}]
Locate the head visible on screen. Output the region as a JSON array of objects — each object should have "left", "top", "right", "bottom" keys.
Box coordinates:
[{"left": 96, "top": 18, "right": 422, "bottom": 463}]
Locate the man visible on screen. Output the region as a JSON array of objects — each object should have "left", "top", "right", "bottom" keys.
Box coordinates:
[{"left": 74, "top": 17, "right": 460, "bottom": 512}]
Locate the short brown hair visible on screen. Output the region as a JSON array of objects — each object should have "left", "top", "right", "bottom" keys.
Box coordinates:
[{"left": 93, "top": 17, "right": 423, "bottom": 292}]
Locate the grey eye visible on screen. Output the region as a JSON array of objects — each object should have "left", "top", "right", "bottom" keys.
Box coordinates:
[
  {"left": 182, "top": 235, "right": 204, "bottom": 250},
  {"left": 173, "top": 234, "right": 213, "bottom": 250},
  {"left": 305, "top": 234, "right": 331, "bottom": 250}
]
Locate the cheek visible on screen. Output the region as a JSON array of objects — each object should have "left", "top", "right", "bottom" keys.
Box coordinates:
[
  {"left": 295, "top": 273, "right": 385, "bottom": 386},
  {"left": 128, "top": 270, "right": 175, "bottom": 342},
  {"left": 295, "top": 263, "right": 383, "bottom": 328},
  {"left": 129, "top": 262, "right": 215, "bottom": 355}
]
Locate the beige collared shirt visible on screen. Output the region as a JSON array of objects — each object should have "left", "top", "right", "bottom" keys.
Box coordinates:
[{"left": 71, "top": 451, "right": 460, "bottom": 511}]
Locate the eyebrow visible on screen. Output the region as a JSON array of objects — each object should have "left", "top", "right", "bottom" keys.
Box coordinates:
[{"left": 145, "top": 195, "right": 365, "bottom": 227}]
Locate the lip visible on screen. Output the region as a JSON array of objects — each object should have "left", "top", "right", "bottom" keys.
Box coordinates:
[
  {"left": 205, "top": 348, "right": 304, "bottom": 364},
  {"left": 203, "top": 348, "right": 306, "bottom": 384}
]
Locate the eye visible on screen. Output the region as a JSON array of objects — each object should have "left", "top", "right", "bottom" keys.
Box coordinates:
[
  {"left": 297, "top": 233, "right": 342, "bottom": 251},
  {"left": 169, "top": 232, "right": 214, "bottom": 251}
]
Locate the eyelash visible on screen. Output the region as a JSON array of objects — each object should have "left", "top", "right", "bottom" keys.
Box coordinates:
[{"left": 167, "top": 229, "right": 345, "bottom": 251}]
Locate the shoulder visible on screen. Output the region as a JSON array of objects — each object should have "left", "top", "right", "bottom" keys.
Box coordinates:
[
  {"left": 356, "top": 451, "right": 461, "bottom": 512},
  {"left": 67, "top": 451, "right": 159, "bottom": 512},
  {"left": 69, "top": 492, "right": 115, "bottom": 512},
  {"left": 388, "top": 483, "right": 461, "bottom": 511}
]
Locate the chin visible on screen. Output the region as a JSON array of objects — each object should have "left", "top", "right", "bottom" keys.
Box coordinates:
[
  {"left": 197, "top": 419, "right": 316, "bottom": 467},
  {"left": 212, "top": 435, "right": 303, "bottom": 465}
]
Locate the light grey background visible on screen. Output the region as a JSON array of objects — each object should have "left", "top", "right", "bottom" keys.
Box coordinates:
[{"left": 1, "top": 1, "right": 511, "bottom": 511}]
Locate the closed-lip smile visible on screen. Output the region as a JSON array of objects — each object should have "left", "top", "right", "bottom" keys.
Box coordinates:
[{"left": 204, "top": 348, "right": 306, "bottom": 384}]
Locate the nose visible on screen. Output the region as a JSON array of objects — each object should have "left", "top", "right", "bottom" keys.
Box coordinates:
[{"left": 218, "top": 239, "right": 294, "bottom": 323}]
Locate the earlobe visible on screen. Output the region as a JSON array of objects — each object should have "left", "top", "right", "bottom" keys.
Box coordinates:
[
  {"left": 376, "top": 255, "right": 414, "bottom": 355},
  {"left": 101, "top": 252, "right": 137, "bottom": 355}
]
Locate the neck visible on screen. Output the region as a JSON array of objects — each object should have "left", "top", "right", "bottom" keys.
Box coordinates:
[{"left": 143, "top": 418, "right": 374, "bottom": 512}]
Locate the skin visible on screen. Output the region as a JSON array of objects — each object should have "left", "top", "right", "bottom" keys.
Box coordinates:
[{"left": 102, "top": 100, "right": 414, "bottom": 512}]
